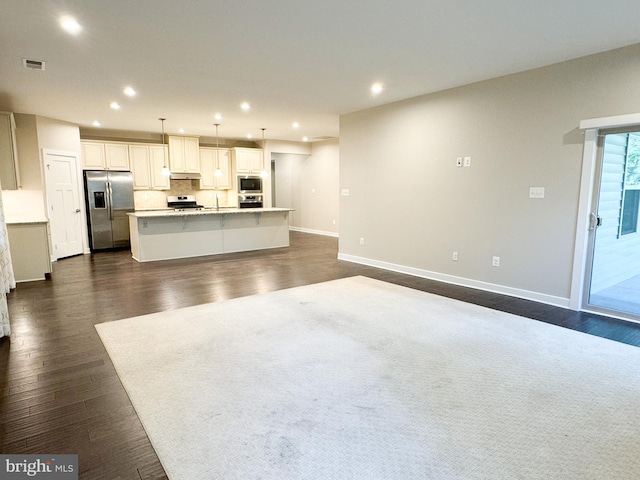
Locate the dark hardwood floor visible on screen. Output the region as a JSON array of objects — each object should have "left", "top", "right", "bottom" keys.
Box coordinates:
[{"left": 1, "top": 231, "right": 639, "bottom": 479}]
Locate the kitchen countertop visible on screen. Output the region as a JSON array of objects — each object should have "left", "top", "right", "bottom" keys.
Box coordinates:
[
  {"left": 5, "top": 216, "right": 49, "bottom": 225},
  {"left": 128, "top": 207, "right": 294, "bottom": 218}
]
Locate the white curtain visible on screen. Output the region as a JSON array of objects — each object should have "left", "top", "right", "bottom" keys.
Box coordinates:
[{"left": 0, "top": 188, "right": 15, "bottom": 338}]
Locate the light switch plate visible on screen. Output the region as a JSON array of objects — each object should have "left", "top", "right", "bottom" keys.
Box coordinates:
[
  {"left": 341, "top": 188, "right": 350, "bottom": 196},
  {"left": 529, "top": 187, "right": 545, "bottom": 199},
  {"left": 463, "top": 156, "right": 471, "bottom": 167}
]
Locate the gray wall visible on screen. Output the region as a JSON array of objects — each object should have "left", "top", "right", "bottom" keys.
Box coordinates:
[
  {"left": 339, "top": 43, "right": 640, "bottom": 303},
  {"left": 273, "top": 139, "right": 340, "bottom": 236}
]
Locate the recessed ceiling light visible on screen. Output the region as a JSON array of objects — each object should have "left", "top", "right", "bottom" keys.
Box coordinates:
[
  {"left": 302, "top": 136, "right": 309, "bottom": 142},
  {"left": 292, "top": 122, "right": 300, "bottom": 129},
  {"left": 179, "top": 128, "right": 185, "bottom": 134},
  {"left": 92, "top": 120, "right": 101, "bottom": 127},
  {"left": 240, "top": 102, "right": 250, "bottom": 111},
  {"left": 371, "top": 82, "right": 384, "bottom": 95},
  {"left": 123, "top": 86, "right": 136, "bottom": 97},
  {"left": 246, "top": 134, "right": 253, "bottom": 139},
  {"left": 60, "top": 16, "right": 82, "bottom": 35},
  {"left": 110, "top": 102, "right": 120, "bottom": 110},
  {"left": 214, "top": 113, "right": 223, "bottom": 121}
]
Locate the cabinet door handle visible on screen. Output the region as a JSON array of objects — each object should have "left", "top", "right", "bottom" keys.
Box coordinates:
[{"left": 75, "top": 209, "right": 81, "bottom": 213}]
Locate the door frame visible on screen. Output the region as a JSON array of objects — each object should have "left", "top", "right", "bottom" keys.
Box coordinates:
[
  {"left": 570, "top": 112, "right": 640, "bottom": 318},
  {"left": 42, "top": 148, "right": 86, "bottom": 261}
]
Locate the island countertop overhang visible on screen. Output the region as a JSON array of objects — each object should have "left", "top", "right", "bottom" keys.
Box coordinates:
[{"left": 128, "top": 207, "right": 294, "bottom": 218}]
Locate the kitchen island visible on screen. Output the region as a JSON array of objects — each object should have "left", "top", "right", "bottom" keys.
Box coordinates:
[{"left": 128, "top": 207, "right": 293, "bottom": 262}]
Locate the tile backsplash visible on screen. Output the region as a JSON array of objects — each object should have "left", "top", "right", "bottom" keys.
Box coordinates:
[{"left": 133, "top": 180, "right": 234, "bottom": 210}]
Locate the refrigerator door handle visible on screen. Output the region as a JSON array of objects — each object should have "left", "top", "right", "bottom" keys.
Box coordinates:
[{"left": 106, "top": 181, "right": 113, "bottom": 221}]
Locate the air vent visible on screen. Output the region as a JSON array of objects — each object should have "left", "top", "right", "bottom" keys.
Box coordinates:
[{"left": 23, "top": 58, "right": 45, "bottom": 70}]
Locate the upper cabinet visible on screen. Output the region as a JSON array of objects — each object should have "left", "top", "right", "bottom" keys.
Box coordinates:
[
  {"left": 233, "top": 147, "right": 263, "bottom": 174},
  {"left": 199, "top": 147, "right": 231, "bottom": 190},
  {"left": 168, "top": 135, "right": 199, "bottom": 173},
  {"left": 81, "top": 141, "right": 130, "bottom": 170},
  {"left": 129, "top": 144, "right": 170, "bottom": 190},
  {"left": 0, "top": 112, "right": 21, "bottom": 190}
]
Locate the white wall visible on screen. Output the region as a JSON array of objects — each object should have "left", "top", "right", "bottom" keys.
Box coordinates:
[
  {"left": 339, "top": 43, "right": 640, "bottom": 305},
  {"left": 3, "top": 114, "right": 46, "bottom": 219},
  {"left": 3, "top": 115, "right": 82, "bottom": 249}
]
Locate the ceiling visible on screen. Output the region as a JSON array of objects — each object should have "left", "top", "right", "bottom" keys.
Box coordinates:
[{"left": 2, "top": 1, "right": 640, "bottom": 143}]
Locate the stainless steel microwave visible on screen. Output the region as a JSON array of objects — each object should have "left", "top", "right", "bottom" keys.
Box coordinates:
[{"left": 238, "top": 175, "right": 262, "bottom": 193}]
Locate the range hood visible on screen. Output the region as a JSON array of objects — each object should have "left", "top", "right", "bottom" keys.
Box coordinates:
[{"left": 170, "top": 172, "right": 201, "bottom": 180}]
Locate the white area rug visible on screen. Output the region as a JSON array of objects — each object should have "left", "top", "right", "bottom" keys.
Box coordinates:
[{"left": 96, "top": 276, "right": 640, "bottom": 479}]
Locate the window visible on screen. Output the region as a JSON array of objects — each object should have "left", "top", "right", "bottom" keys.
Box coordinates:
[
  {"left": 620, "top": 134, "right": 640, "bottom": 236},
  {"left": 621, "top": 189, "right": 640, "bottom": 235}
]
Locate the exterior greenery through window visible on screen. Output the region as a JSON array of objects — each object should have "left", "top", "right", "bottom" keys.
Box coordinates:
[{"left": 621, "top": 134, "right": 640, "bottom": 235}]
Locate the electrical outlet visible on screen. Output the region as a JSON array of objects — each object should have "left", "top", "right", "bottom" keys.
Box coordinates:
[
  {"left": 359, "top": 237, "right": 365, "bottom": 245},
  {"left": 332, "top": 219, "right": 336, "bottom": 225},
  {"left": 452, "top": 252, "right": 459, "bottom": 261},
  {"left": 463, "top": 156, "right": 471, "bottom": 167},
  {"left": 492, "top": 256, "right": 500, "bottom": 267},
  {"left": 456, "top": 157, "right": 463, "bottom": 167}
]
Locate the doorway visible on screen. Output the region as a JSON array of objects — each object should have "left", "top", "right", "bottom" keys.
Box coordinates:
[
  {"left": 584, "top": 129, "right": 640, "bottom": 319},
  {"left": 43, "top": 149, "right": 84, "bottom": 260}
]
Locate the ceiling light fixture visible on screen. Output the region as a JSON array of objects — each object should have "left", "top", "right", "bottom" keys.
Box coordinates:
[
  {"left": 371, "top": 82, "right": 384, "bottom": 95},
  {"left": 110, "top": 102, "right": 120, "bottom": 110},
  {"left": 302, "top": 136, "right": 308, "bottom": 142},
  {"left": 260, "top": 128, "right": 267, "bottom": 178},
  {"left": 240, "top": 102, "right": 250, "bottom": 112},
  {"left": 92, "top": 120, "right": 101, "bottom": 127},
  {"left": 60, "top": 15, "right": 82, "bottom": 35},
  {"left": 214, "top": 113, "right": 223, "bottom": 121},
  {"left": 246, "top": 134, "right": 253, "bottom": 139},
  {"left": 178, "top": 128, "right": 185, "bottom": 134},
  {"left": 159, "top": 118, "right": 171, "bottom": 177},
  {"left": 214, "top": 123, "right": 222, "bottom": 178},
  {"left": 292, "top": 122, "right": 300, "bottom": 129},
  {"left": 123, "top": 86, "right": 136, "bottom": 97}
]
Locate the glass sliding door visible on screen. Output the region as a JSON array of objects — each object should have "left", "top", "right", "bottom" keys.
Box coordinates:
[{"left": 585, "top": 130, "right": 640, "bottom": 319}]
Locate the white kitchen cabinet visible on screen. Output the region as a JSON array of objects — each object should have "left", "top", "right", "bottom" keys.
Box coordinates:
[
  {"left": 168, "top": 135, "right": 200, "bottom": 173},
  {"left": 150, "top": 145, "right": 170, "bottom": 189},
  {"left": 233, "top": 147, "right": 263, "bottom": 174},
  {"left": 129, "top": 144, "right": 169, "bottom": 190},
  {"left": 0, "top": 112, "right": 21, "bottom": 190},
  {"left": 199, "top": 147, "right": 231, "bottom": 189},
  {"left": 104, "top": 143, "right": 130, "bottom": 169},
  {"left": 82, "top": 142, "right": 106, "bottom": 169},
  {"left": 82, "top": 141, "right": 130, "bottom": 170}
]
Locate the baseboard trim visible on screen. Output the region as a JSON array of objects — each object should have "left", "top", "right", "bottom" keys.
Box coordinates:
[
  {"left": 337, "top": 253, "right": 571, "bottom": 309},
  {"left": 289, "top": 226, "right": 339, "bottom": 238}
]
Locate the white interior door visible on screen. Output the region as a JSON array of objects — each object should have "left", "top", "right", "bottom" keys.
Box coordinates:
[{"left": 43, "top": 150, "right": 84, "bottom": 260}]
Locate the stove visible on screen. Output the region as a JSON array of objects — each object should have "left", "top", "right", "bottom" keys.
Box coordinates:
[{"left": 167, "top": 195, "right": 204, "bottom": 211}]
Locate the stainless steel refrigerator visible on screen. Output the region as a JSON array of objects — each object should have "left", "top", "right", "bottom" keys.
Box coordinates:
[{"left": 84, "top": 170, "right": 135, "bottom": 251}]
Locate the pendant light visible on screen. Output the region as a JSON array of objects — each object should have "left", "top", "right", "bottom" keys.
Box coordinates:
[
  {"left": 159, "top": 118, "right": 171, "bottom": 177},
  {"left": 260, "top": 127, "right": 267, "bottom": 178},
  {"left": 214, "top": 123, "right": 222, "bottom": 178}
]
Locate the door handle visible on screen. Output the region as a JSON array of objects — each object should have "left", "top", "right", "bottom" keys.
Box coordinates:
[
  {"left": 75, "top": 209, "right": 81, "bottom": 213},
  {"left": 107, "top": 182, "right": 113, "bottom": 221}
]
